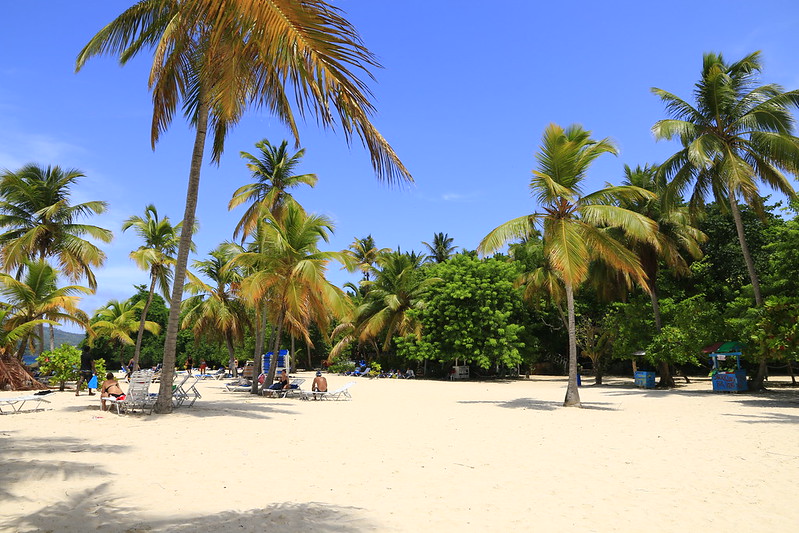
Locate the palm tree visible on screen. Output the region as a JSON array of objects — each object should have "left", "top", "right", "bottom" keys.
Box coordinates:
[
  {"left": 0, "top": 304, "right": 55, "bottom": 390},
  {"left": 618, "top": 164, "right": 707, "bottom": 387},
  {"left": 234, "top": 204, "right": 351, "bottom": 386},
  {"left": 229, "top": 139, "right": 317, "bottom": 240},
  {"left": 0, "top": 163, "right": 112, "bottom": 289},
  {"left": 77, "top": 0, "right": 411, "bottom": 413},
  {"left": 422, "top": 232, "right": 457, "bottom": 263},
  {"left": 652, "top": 51, "right": 799, "bottom": 311},
  {"left": 479, "top": 124, "right": 657, "bottom": 407},
  {"left": 122, "top": 205, "right": 184, "bottom": 372},
  {"left": 353, "top": 250, "right": 438, "bottom": 353},
  {"left": 0, "top": 259, "right": 92, "bottom": 359},
  {"left": 91, "top": 299, "right": 160, "bottom": 358},
  {"left": 182, "top": 243, "right": 249, "bottom": 377},
  {"left": 346, "top": 235, "right": 388, "bottom": 282}
]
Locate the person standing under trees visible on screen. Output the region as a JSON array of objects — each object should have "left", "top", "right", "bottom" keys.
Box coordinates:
[
  {"left": 76, "top": 346, "right": 96, "bottom": 396},
  {"left": 185, "top": 355, "right": 193, "bottom": 376}
]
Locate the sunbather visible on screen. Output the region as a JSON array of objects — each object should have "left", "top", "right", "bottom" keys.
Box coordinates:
[
  {"left": 267, "top": 370, "right": 291, "bottom": 390},
  {"left": 100, "top": 372, "right": 125, "bottom": 410},
  {"left": 312, "top": 371, "right": 328, "bottom": 392}
]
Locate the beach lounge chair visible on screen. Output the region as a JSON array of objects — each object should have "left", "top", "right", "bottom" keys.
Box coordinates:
[
  {"left": 300, "top": 381, "right": 355, "bottom": 401},
  {"left": 262, "top": 378, "right": 305, "bottom": 398},
  {"left": 105, "top": 374, "right": 157, "bottom": 414},
  {"left": 0, "top": 394, "right": 52, "bottom": 414},
  {"left": 170, "top": 373, "right": 193, "bottom": 407},
  {"left": 183, "top": 376, "right": 202, "bottom": 407}
]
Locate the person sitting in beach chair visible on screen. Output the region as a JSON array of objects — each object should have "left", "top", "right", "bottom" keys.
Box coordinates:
[
  {"left": 100, "top": 372, "right": 125, "bottom": 411},
  {"left": 267, "top": 370, "right": 291, "bottom": 390}
]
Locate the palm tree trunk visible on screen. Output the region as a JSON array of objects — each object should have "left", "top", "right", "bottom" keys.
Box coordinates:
[
  {"left": 132, "top": 271, "right": 159, "bottom": 372},
  {"left": 729, "top": 196, "right": 763, "bottom": 306},
  {"left": 729, "top": 196, "right": 769, "bottom": 390},
  {"left": 251, "top": 306, "right": 268, "bottom": 394},
  {"left": 563, "top": 283, "right": 581, "bottom": 407},
  {"left": 49, "top": 324, "right": 55, "bottom": 352},
  {"left": 154, "top": 97, "right": 209, "bottom": 414},
  {"left": 266, "top": 311, "right": 285, "bottom": 385},
  {"left": 225, "top": 332, "right": 237, "bottom": 378},
  {"left": 650, "top": 284, "right": 676, "bottom": 388}
]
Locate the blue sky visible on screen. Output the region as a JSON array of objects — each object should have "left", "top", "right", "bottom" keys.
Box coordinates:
[{"left": 2, "top": 1, "right": 799, "bottom": 331}]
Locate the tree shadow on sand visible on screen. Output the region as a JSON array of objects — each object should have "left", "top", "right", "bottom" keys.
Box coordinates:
[
  {"left": 60, "top": 398, "right": 300, "bottom": 421},
  {"left": 0, "top": 434, "right": 126, "bottom": 502},
  {"left": 3, "top": 486, "right": 381, "bottom": 533},
  {"left": 458, "top": 398, "right": 620, "bottom": 411}
]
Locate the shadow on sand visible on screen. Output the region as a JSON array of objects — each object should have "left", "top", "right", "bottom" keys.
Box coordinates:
[
  {"left": 3, "top": 486, "right": 379, "bottom": 533},
  {"left": 458, "top": 398, "right": 620, "bottom": 411},
  {"left": 0, "top": 434, "right": 128, "bottom": 502}
]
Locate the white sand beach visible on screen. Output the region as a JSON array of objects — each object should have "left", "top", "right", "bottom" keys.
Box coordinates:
[{"left": 1, "top": 374, "right": 797, "bottom": 532}]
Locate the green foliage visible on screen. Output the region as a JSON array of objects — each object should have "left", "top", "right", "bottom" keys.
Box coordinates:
[
  {"left": 37, "top": 344, "right": 106, "bottom": 389},
  {"left": 646, "top": 295, "right": 725, "bottom": 367},
  {"left": 603, "top": 298, "right": 655, "bottom": 362},
  {"left": 739, "top": 296, "right": 799, "bottom": 364},
  {"left": 396, "top": 255, "right": 525, "bottom": 369},
  {"left": 328, "top": 358, "right": 356, "bottom": 374}
]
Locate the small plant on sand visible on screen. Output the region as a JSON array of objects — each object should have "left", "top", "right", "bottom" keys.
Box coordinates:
[{"left": 38, "top": 345, "right": 106, "bottom": 391}]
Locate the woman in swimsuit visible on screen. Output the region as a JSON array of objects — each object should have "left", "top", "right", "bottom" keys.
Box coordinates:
[{"left": 100, "top": 372, "right": 125, "bottom": 411}]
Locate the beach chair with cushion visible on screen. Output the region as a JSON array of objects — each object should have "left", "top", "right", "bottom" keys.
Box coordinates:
[
  {"left": 0, "top": 394, "right": 52, "bottom": 414},
  {"left": 262, "top": 378, "right": 305, "bottom": 398},
  {"left": 300, "top": 381, "right": 355, "bottom": 401}
]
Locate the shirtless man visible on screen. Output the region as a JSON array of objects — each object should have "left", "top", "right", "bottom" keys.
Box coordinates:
[{"left": 312, "top": 371, "right": 328, "bottom": 392}]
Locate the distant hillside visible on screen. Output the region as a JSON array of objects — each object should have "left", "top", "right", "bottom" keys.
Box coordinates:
[{"left": 54, "top": 328, "right": 86, "bottom": 347}]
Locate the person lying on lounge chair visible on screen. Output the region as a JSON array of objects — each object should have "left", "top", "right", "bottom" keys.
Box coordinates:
[{"left": 100, "top": 372, "right": 126, "bottom": 410}]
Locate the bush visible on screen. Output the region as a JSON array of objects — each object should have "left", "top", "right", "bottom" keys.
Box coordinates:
[{"left": 37, "top": 344, "right": 106, "bottom": 391}]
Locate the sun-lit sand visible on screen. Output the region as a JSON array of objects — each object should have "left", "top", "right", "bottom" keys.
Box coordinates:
[{"left": 1, "top": 372, "right": 797, "bottom": 532}]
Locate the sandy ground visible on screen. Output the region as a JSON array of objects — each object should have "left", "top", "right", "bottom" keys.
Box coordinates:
[{"left": 1, "top": 372, "right": 798, "bottom": 532}]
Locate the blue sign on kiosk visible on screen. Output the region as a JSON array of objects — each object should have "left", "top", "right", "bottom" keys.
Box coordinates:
[{"left": 706, "top": 342, "right": 747, "bottom": 392}]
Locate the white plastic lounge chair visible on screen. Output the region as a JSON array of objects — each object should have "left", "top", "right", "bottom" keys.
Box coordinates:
[
  {"left": 0, "top": 394, "right": 51, "bottom": 414},
  {"left": 262, "top": 378, "right": 305, "bottom": 398},
  {"left": 106, "top": 374, "right": 157, "bottom": 414},
  {"left": 182, "top": 376, "right": 202, "bottom": 407},
  {"left": 300, "top": 381, "right": 355, "bottom": 401},
  {"left": 170, "top": 373, "right": 193, "bottom": 407}
]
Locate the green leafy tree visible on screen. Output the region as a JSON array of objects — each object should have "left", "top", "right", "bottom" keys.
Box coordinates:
[
  {"left": 37, "top": 344, "right": 106, "bottom": 392},
  {"left": 480, "top": 124, "right": 656, "bottom": 407},
  {"left": 652, "top": 51, "right": 799, "bottom": 312},
  {"left": 77, "top": 0, "right": 411, "bottom": 413},
  {"left": 396, "top": 254, "right": 524, "bottom": 371}
]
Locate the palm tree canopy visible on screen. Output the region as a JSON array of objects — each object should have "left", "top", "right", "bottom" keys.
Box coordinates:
[
  {"left": 122, "top": 204, "right": 184, "bottom": 299},
  {"left": 229, "top": 139, "right": 318, "bottom": 240},
  {"left": 480, "top": 123, "right": 657, "bottom": 289},
  {"left": 651, "top": 51, "right": 799, "bottom": 215},
  {"left": 0, "top": 164, "right": 112, "bottom": 288},
  {"left": 0, "top": 259, "right": 92, "bottom": 331},
  {"left": 75, "top": 0, "right": 411, "bottom": 184},
  {"left": 422, "top": 232, "right": 457, "bottom": 263},
  {"left": 92, "top": 299, "right": 160, "bottom": 346}
]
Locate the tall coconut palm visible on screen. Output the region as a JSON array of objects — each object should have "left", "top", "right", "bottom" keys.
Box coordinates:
[
  {"left": 652, "top": 51, "right": 799, "bottom": 310},
  {"left": 122, "top": 205, "right": 185, "bottom": 372},
  {"left": 479, "top": 124, "right": 657, "bottom": 407},
  {"left": 422, "top": 232, "right": 457, "bottom": 263},
  {"left": 0, "top": 259, "right": 93, "bottom": 359},
  {"left": 234, "top": 204, "right": 351, "bottom": 386},
  {"left": 346, "top": 235, "right": 388, "bottom": 282},
  {"left": 229, "top": 139, "right": 317, "bottom": 240},
  {"left": 77, "top": 0, "right": 410, "bottom": 413},
  {"left": 0, "top": 164, "right": 112, "bottom": 289},
  {"left": 619, "top": 164, "right": 707, "bottom": 387},
  {"left": 91, "top": 299, "right": 161, "bottom": 358},
  {"left": 182, "top": 242, "right": 249, "bottom": 377}
]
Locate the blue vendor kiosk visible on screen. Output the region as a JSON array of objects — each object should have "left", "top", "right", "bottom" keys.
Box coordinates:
[{"left": 705, "top": 342, "right": 747, "bottom": 392}]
